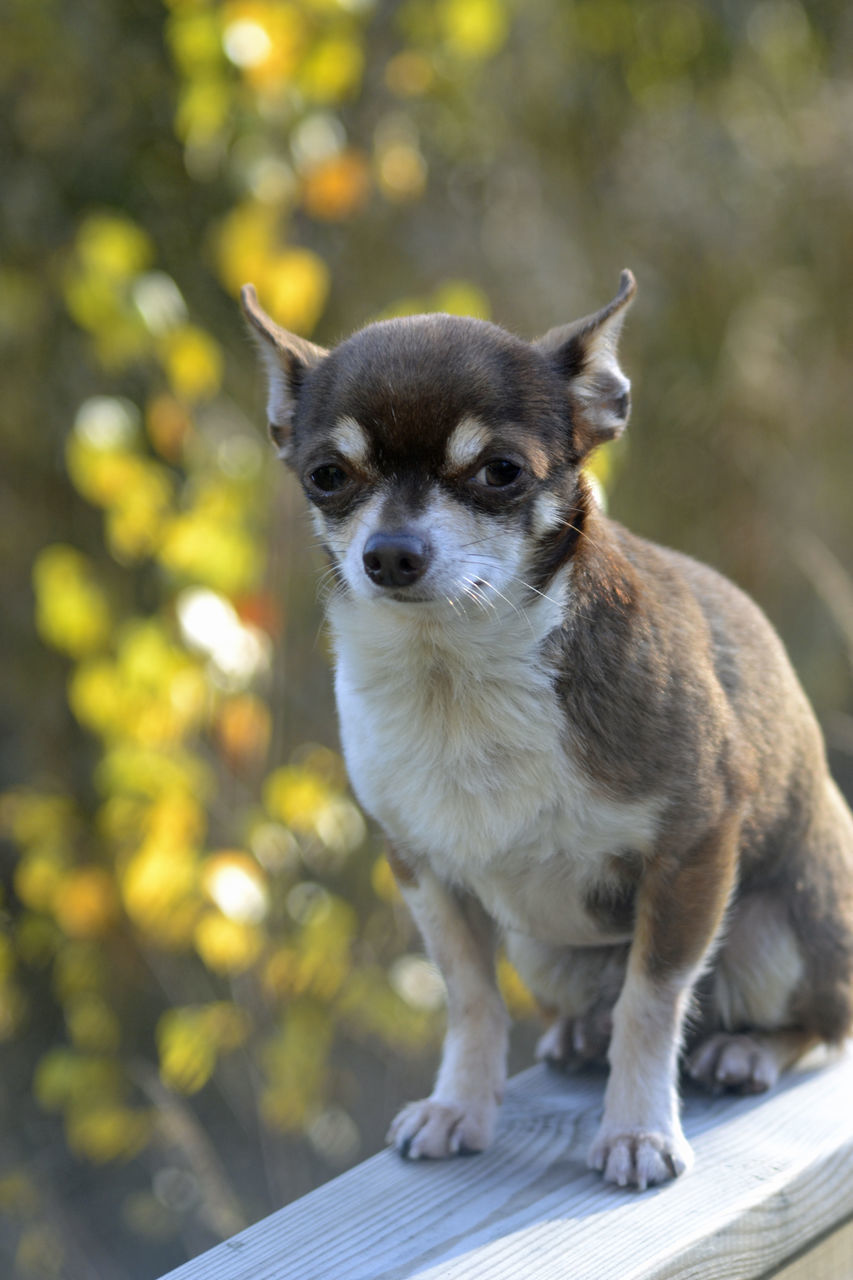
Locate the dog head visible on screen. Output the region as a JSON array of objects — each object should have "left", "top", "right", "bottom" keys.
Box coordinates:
[{"left": 242, "top": 272, "right": 635, "bottom": 610}]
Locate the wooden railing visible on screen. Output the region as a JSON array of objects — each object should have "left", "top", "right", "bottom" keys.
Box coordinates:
[{"left": 159, "top": 1044, "right": 853, "bottom": 1280}]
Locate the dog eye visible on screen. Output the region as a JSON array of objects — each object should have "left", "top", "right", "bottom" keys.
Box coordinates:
[
  {"left": 309, "top": 465, "right": 349, "bottom": 493},
  {"left": 474, "top": 459, "right": 522, "bottom": 487}
]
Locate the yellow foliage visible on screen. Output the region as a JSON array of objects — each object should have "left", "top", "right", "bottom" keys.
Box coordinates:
[
  {"left": 122, "top": 842, "right": 200, "bottom": 943},
  {"left": 52, "top": 942, "right": 105, "bottom": 1000},
  {"left": 216, "top": 694, "right": 271, "bottom": 766},
  {"left": 96, "top": 743, "right": 213, "bottom": 801},
  {"left": 300, "top": 36, "right": 364, "bottom": 103},
  {"left": 217, "top": 206, "right": 329, "bottom": 333},
  {"left": 431, "top": 279, "right": 491, "bottom": 318},
  {"left": 34, "top": 1049, "right": 122, "bottom": 1112},
  {"left": 262, "top": 248, "right": 330, "bottom": 334},
  {"left": 69, "top": 663, "right": 122, "bottom": 741},
  {"left": 175, "top": 76, "right": 231, "bottom": 143},
  {"left": 265, "top": 894, "right": 354, "bottom": 1001},
  {"left": 66, "top": 1103, "right": 151, "bottom": 1163},
  {"left": 144, "top": 793, "right": 207, "bottom": 851},
  {"left": 157, "top": 1009, "right": 218, "bottom": 1094},
  {"left": 262, "top": 947, "right": 300, "bottom": 999},
  {"left": 72, "top": 619, "right": 209, "bottom": 749},
  {"left": 62, "top": 214, "right": 155, "bottom": 368},
  {"left": 105, "top": 474, "right": 175, "bottom": 563},
  {"left": 166, "top": 8, "right": 224, "bottom": 76},
  {"left": 161, "top": 324, "right": 224, "bottom": 401},
  {"left": 74, "top": 213, "right": 153, "bottom": 282},
  {"left": 0, "top": 789, "right": 76, "bottom": 850},
  {"left": 97, "top": 795, "right": 148, "bottom": 847},
  {"left": 126, "top": 617, "right": 204, "bottom": 692},
  {"left": 215, "top": 200, "right": 280, "bottom": 297},
  {"left": 336, "top": 965, "right": 438, "bottom": 1052},
  {"left": 14, "top": 853, "right": 65, "bottom": 913},
  {"left": 497, "top": 953, "right": 539, "bottom": 1018},
  {"left": 0, "top": 934, "right": 16, "bottom": 983},
  {"left": 67, "top": 423, "right": 178, "bottom": 559},
  {"left": 63, "top": 273, "right": 152, "bottom": 368},
  {"left": 15, "top": 915, "right": 60, "bottom": 968},
  {"left": 194, "top": 910, "right": 264, "bottom": 973},
  {"left": 437, "top": 0, "right": 509, "bottom": 59},
  {"left": 32, "top": 546, "right": 112, "bottom": 658},
  {"left": 300, "top": 149, "right": 371, "bottom": 220},
  {"left": 223, "top": 1, "right": 306, "bottom": 89},
  {"left": 370, "top": 854, "right": 400, "bottom": 903},
  {"left": 65, "top": 994, "right": 121, "bottom": 1053},
  {"left": 264, "top": 763, "right": 331, "bottom": 832},
  {"left": 159, "top": 485, "right": 262, "bottom": 595},
  {"left": 157, "top": 1000, "right": 252, "bottom": 1094},
  {"left": 203, "top": 1000, "right": 252, "bottom": 1050},
  {"left": 376, "top": 140, "right": 427, "bottom": 202},
  {"left": 146, "top": 394, "right": 194, "bottom": 460},
  {"left": 260, "top": 1004, "right": 332, "bottom": 1133},
  {"left": 585, "top": 439, "right": 618, "bottom": 490},
  {"left": 67, "top": 435, "right": 168, "bottom": 513},
  {"left": 384, "top": 50, "right": 434, "bottom": 96},
  {"left": 53, "top": 867, "right": 118, "bottom": 939}
]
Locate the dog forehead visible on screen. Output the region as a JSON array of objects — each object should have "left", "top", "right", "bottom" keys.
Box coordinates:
[{"left": 308, "top": 314, "right": 554, "bottom": 459}]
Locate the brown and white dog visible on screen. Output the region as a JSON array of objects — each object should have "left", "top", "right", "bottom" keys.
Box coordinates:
[{"left": 242, "top": 272, "right": 853, "bottom": 1189}]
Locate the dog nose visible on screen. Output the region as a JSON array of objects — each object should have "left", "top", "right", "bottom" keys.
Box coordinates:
[{"left": 363, "top": 531, "right": 429, "bottom": 588}]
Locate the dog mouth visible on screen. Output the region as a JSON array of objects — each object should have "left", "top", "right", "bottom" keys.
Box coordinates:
[{"left": 385, "top": 588, "right": 433, "bottom": 604}]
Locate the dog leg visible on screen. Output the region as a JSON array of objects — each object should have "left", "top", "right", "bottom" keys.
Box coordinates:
[
  {"left": 386, "top": 860, "right": 509, "bottom": 1159},
  {"left": 687, "top": 1029, "right": 819, "bottom": 1094},
  {"left": 588, "top": 819, "right": 739, "bottom": 1189}
]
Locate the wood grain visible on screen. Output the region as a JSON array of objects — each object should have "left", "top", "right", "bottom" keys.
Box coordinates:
[{"left": 159, "top": 1044, "right": 853, "bottom": 1280}]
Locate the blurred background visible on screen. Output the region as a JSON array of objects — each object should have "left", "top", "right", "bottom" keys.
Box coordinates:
[{"left": 2, "top": 0, "right": 853, "bottom": 1275}]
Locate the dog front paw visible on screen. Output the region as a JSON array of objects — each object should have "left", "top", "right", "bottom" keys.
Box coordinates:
[
  {"left": 387, "top": 1098, "right": 496, "bottom": 1159},
  {"left": 587, "top": 1125, "right": 693, "bottom": 1190}
]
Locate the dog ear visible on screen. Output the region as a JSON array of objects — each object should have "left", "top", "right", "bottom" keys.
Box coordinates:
[
  {"left": 240, "top": 284, "right": 328, "bottom": 459},
  {"left": 536, "top": 270, "right": 636, "bottom": 454}
]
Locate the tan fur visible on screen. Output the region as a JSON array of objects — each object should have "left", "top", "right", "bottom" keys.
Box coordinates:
[{"left": 444, "top": 416, "right": 491, "bottom": 472}]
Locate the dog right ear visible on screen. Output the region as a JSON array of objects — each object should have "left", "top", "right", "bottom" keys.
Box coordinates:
[
  {"left": 535, "top": 270, "right": 636, "bottom": 457},
  {"left": 240, "top": 284, "right": 328, "bottom": 460}
]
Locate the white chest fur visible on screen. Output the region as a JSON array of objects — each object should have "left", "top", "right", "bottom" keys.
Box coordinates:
[{"left": 328, "top": 590, "right": 661, "bottom": 946}]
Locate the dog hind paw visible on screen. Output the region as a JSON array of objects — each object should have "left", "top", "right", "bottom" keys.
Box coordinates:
[
  {"left": 587, "top": 1127, "right": 693, "bottom": 1190},
  {"left": 536, "top": 1008, "right": 612, "bottom": 1068},
  {"left": 687, "top": 1033, "right": 779, "bottom": 1095},
  {"left": 387, "top": 1098, "right": 495, "bottom": 1160}
]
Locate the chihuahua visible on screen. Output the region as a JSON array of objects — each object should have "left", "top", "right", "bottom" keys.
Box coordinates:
[{"left": 242, "top": 272, "right": 853, "bottom": 1189}]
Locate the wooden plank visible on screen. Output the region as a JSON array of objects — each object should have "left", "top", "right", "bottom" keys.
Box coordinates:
[
  {"left": 159, "top": 1044, "right": 853, "bottom": 1280},
  {"left": 769, "top": 1216, "right": 853, "bottom": 1279}
]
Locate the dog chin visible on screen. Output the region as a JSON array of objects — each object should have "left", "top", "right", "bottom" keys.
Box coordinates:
[{"left": 355, "top": 583, "right": 459, "bottom": 610}]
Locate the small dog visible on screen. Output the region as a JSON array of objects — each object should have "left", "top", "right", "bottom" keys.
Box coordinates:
[{"left": 242, "top": 272, "right": 853, "bottom": 1189}]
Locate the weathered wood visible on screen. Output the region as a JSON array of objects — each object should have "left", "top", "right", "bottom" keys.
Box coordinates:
[
  {"left": 160, "top": 1045, "right": 853, "bottom": 1280},
  {"left": 770, "top": 1216, "right": 853, "bottom": 1280}
]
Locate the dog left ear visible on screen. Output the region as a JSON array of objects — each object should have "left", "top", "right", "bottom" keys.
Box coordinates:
[
  {"left": 240, "top": 284, "right": 328, "bottom": 459},
  {"left": 536, "top": 269, "right": 637, "bottom": 454}
]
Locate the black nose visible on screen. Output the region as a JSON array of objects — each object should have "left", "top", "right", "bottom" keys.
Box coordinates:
[{"left": 363, "top": 531, "right": 429, "bottom": 588}]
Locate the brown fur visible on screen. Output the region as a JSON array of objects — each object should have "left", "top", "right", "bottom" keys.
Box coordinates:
[{"left": 386, "top": 844, "right": 418, "bottom": 888}]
